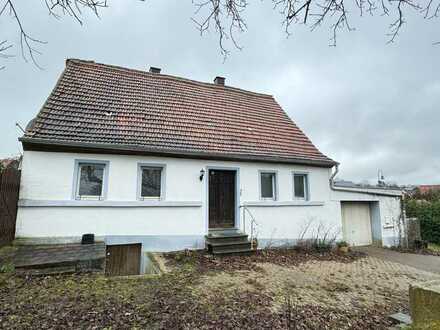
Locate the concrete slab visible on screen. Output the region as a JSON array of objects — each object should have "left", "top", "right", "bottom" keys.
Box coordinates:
[
  {"left": 410, "top": 280, "right": 440, "bottom": 328},
  {"left": 389, "top": 312, "right": 412, "bottom": 325},
  {"left": 355, "top": 246, "right": 440, "bottom": 274},
  {"left": 12, "top": 243, "right": 106, "bottom": 273}
]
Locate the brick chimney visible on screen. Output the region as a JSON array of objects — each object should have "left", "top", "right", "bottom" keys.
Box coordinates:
[
  {"left": 214, "top": 76, "right": 225, "bottom": 86},
  {"left": 149, "top": 67, "right": 161, "bottom": 74}
]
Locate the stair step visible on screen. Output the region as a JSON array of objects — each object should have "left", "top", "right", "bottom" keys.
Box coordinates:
[
  {"left": 206, "top": 232, "right": 248, "bottom": 238},
  {"left": 205, "top": 235, "right": 249, "bottom": 244},
  {"left": 207, "top": 240, "right": 252, "bottom": 247},
  {"left": 210, "top": 242, "right": 252, "bottom": 253},
  {"left": 212, "top": 247, "right": 255, "bottom": 256}
]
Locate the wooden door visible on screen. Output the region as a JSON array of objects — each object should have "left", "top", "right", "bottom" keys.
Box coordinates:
[
  {"left": 209, "top": 170, "right": 236, "bottom": 229},
  {"left": 342, "top": 202, "right": 372, "bottom": 246},
  {"left": 105, "top": 244, "right": 141, "bottom": 276}
]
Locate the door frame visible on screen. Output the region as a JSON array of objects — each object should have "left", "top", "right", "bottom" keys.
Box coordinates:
[{"left": 205, "top": 166, "right": 240, "bottom": 233}]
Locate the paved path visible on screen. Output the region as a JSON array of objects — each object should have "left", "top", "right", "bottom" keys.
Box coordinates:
[{"left": 356, "top": 246, "right": 440, "bottom": 274}]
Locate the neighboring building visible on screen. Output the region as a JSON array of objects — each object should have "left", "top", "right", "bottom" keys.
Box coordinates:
[
  {"left": 0, "top": 157, "right": 21, "bottom": 171},
  {"left": 417, "top": 185, "right": 440, "bottom": 195},
  {"left": 16, "top": 59, "right": 403, "bottom": 273}
]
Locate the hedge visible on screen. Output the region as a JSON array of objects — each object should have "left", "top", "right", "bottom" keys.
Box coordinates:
[{"left": 406, "top": 199, "right": 440, "bottom": 245}]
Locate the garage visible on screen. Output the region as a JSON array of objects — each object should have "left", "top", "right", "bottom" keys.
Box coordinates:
[{"left": 341, "top": 202, "right": 373, "bottom": 246}]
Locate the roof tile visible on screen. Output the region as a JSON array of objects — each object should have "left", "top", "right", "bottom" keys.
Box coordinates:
[{"left": 23, "top": 59, "right": 336, "bottom": 166}]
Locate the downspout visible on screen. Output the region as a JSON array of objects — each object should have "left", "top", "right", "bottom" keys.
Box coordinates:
[{"left": 329, "top": 164, "right": 339, "bottom": 190}]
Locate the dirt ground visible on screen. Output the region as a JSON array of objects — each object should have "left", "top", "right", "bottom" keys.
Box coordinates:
[
  {"left": 193, "top": 256, "right": 439, "bottom": 310},
  {"left": 1, "top": 248, "right": 439, "bottom": 329}
]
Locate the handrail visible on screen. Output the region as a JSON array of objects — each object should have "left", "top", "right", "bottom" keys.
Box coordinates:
[{"left": 239, "top": 205, "right": 258, "bottom": 250}]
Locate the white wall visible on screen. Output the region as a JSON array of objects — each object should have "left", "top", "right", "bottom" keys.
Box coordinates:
[
  {"left": 16, "top": 150, "right": 401, "bottom": 249},
  {"left": 17, "top": 150, "right": 342, "bottom": 246},
  {"left": 331, "top": 189, "right": 402, "bottom": 247}
]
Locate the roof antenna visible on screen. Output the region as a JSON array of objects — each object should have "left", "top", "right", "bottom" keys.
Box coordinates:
[
  {"left": 377, "top": 169, "right": 385, "bottom": 186},
  {"left": 15, "top": 122, "right": 26, "bottom": 134}
]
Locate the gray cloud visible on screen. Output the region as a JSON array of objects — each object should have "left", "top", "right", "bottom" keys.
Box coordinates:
[{"left": 1, "top": 2, "right": 439, "bottom": 185}]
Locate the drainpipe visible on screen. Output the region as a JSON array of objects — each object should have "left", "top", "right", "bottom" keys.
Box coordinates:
[{"left": 329, "top": 164, "right": 339, "bottom": 190}]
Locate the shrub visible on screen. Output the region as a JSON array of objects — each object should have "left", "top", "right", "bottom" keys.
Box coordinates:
[
  {"left": 336, "top": 241, "right": 349, "bottom": 248},
  {"left": 406, "top": 199, "right": 440, "bottom": 245},
  {"left": 312, "top": 239, "right": 333, "bottom": 252}
]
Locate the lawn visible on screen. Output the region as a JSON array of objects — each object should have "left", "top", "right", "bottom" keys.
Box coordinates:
[
  {"left": 1, "top": 248, "right": 438, "bottom": 329},
  {"left": 428, "top": 243, "right": 440, "bottom": 254}
]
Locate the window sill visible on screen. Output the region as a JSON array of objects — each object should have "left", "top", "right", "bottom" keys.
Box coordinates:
[
  {"left": 76, "top": 196, "right": 104, "bottom": 201},
  {"left": 243, "top": 201, "right": 324, "bottom": 207},
  {"left": 18, "top": 199, "right": 202, "bottom": 208}
]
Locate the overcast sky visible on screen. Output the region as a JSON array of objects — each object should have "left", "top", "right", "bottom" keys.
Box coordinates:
[{"left": 1, "top": 1, "right": 439, "bottom": 185}]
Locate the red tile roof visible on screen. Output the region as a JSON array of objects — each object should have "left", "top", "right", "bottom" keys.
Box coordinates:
[
  {"left": 21, "top": 59, "right": 336, "bottom": 167},
  {"left": 418, "top": 185, "right": 440, "bottom": 194}
]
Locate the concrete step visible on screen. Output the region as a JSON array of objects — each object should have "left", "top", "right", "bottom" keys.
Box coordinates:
[
  {"left": 211, "top": 241, "right": 253, "bottom": 253},
  {"left": 207, "top": 240, "right": 253, "bottom": 247},
  {"left": 212, "top": 247, "right": 255, "bottom": 256},
  {"left": 205, "top": 234, "right": 249, "bottom": 244}
]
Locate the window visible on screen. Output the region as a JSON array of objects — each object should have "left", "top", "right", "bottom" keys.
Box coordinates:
[
  {"left": 260, "top": 172, "right": 277, "bottom": 200},
  {"left": 76, "top": 162, "right": 107, "bottom": 200},
  {"left": 139, "top": 166, "right": 164, "bottom": 200},
  {"left": 293, "top": 173, "right": 309, "bottom": 200}
]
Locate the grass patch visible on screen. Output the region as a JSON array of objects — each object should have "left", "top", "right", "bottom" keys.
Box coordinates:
[{"left": 428, "top": 243, "right": 440, "bottom": 253}]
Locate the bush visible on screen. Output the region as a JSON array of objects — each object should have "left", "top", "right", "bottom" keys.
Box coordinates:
[
  {"left": 336, "top": 241, "right": 349, "bottom": 248},
  {"left": 406, "top": 199, "right": 440, "bottom": 245}
]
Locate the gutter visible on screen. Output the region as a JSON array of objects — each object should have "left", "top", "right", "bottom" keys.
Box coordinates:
[{"left": 329, "top": 165, "right": 403, "bottom": 197}]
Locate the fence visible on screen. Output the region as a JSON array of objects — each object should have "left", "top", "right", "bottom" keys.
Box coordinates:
[{"left": 0, "top": 167, "right": 21, "bottom": 247}]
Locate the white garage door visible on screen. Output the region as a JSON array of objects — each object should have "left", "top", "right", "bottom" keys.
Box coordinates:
[{"left": 341, "top": 202, "right": 372, "bottom": 246}]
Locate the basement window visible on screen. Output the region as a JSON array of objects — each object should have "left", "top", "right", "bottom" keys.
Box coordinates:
[
  {"left": 139, "top": 165, "right": 165, "bottom": 200},
  {"left": 293, "top": 173, "right": 309, "bottom": 200},
  {"left": 75, "top": 162, "right": 108, "bottom": 200},
  {"left": 260, "top": 171, "right": 277, "bottom": 200}
]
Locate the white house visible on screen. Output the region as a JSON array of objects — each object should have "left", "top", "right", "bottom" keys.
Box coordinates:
[{"left": 16, "top": 59, "right": 403, "bottom": 268}]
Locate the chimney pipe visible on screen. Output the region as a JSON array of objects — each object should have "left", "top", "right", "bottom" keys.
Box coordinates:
[
  {"left": 149, "top": 67, "right": 161, "bottom": 74},
  {"left": 214, "top": 76, "right": 225, "bottom": 86}
]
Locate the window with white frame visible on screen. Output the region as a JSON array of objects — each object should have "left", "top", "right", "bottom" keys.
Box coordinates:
[
  {"left": 76, "top": 162, "right": 106, "bottom": 200},
  {"left": 293, "top": 173, "right": 309, "bottom": 200},
  {"left": 139, "top": 166, "right": 164, "bottom": 200},
  {"left": 260, "top": 172, "right": 277, "bottom": 200}
]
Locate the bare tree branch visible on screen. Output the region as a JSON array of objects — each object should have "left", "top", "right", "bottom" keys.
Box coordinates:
[
  {"left": 1, "top": 0, "right": 439, "bottom": 68},
  {"left": 191, "top": 0, "right": 248, "bottom": 58},
  {"left": 193, "top": 0, "right": 440, "bottom": 55},
  {"left": 0, "top": 0, "right": 107, "bottom": 69}
]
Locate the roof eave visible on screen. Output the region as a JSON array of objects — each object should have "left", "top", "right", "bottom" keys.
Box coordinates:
[{"left": 19, "top": 137, "right": 338, "bottom": 168}]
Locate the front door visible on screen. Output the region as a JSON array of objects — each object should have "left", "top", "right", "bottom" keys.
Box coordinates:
[{"left": 208, "top": 169, "right": 236, "bottom": 229}]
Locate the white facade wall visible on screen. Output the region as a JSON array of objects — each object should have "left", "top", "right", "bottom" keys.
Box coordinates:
[
  {"left": 331, "top": 189, "right": 402, "bottom": 247},
  {"left": 16, "top": 150, "right": 402, "bottom": 250}
]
